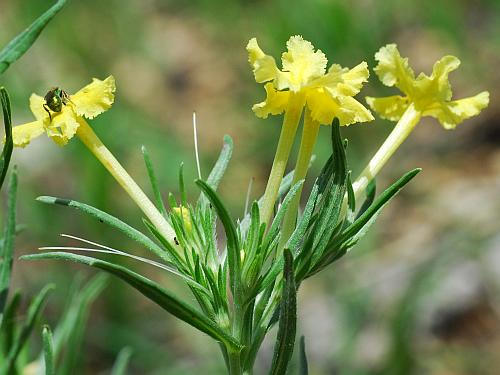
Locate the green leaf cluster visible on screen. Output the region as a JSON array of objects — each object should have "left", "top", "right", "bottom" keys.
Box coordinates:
[{"left": 24, "top": 120, "right": 419, "bottom": 373}]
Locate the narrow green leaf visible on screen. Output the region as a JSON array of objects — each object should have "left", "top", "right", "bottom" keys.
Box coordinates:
[
  {"left": 0, "top": 167, "right": 17, "bottom": 327},
  {"left": 340, "top": 168, "right": 421, "bottom": 243},
  {"left": 241, "top": 202, "right": 261, "bottom": 282},
  {"left": 201, "top": 265, "right": 226, "bottom": 312},
  {"left": 286, "top": 182, "right": 319, "bottom": 253},
  {"left": 299, "top": 336, "right": 308, "bottom": 375},
  {"left": 310, "top": 168, "right": 421, "bottom": 275},
  {"left": 110, "top": 347, "right": 133, "bottom": 375},
  {"left": 1, "top": 291, "right": 21, "bottom": 356},
  {"left": 207, "top": 135, "right": 233, "bottom": 188},
  {"left": 311, "top": 122, "right": 347, "bottom": 256},
  {"left": 245, "top": 181, "right": 306, "bottom": 303},
  {"left": 36, "top": 196, "right": 172, "bottom": 264},
  {"left": 269, "top": 249, "right": 297, "bottom": 375},
  {"left": 356, "top": 179, "right": 376, "bottom": 220},
  {"left": 0, "top": 0, "right": 67, "bottom": 74},
  {"left": 142, "top": 146, "right": 167, "bottom": 216},
  {"left": 2, "top": 284, "right": 53, "bottom": 374},
  {"left": 198, "top": 135, "right": 233, "bottom": 208},
  {"left": 196, "top": 179, "right": 242, "bottom": 304},
  {"left": 42, "top": 325, "right": 54, "bottom": 375},
  {"left": 295, "top": 122, "right": 347, "bottom": 280},
  {"left": 0, "top": 87, "right": 13, "bottom": 189},
  {"left": 345, "top": 171, "right": 356, "bottom": 226},
  {"left": 22, "top": 252, "right": 242, "bottom": 352},
  {"left": 179, "top": 162, "right": 187, "bottom": 207},
  {"left": 52, "top": 275, "right": 107, "bottom": 375}
]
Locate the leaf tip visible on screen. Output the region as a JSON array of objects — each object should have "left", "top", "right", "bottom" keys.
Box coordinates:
[
  {"left": 223, "top": 134, "right": 234, "bottom": 146},
  {"left": 36, "top": 196, "right": 71, "bottom": 206}
]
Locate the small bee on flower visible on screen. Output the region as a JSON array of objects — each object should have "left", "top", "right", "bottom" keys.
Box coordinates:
[
  {"left": 12, "top": 76, "right": 115, "bottom": 147},
  {"left": 43, "top": 87, "right": 72, "bottom": 121}
]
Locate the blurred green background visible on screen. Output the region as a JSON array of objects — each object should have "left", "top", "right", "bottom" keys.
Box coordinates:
[{"left": 1, "top": 0, "right": 499, "bottom": 373}]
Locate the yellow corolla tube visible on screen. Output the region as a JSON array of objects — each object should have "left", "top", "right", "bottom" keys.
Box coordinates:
[
  {"left": 11, "top": 76, "right": 176, "bottom": 246},
  {"left": 353, "top": 44, "right": 489, "bottom": 203},
  {"left": 248, "top": 35, "right": 373, "bottom": 230}
]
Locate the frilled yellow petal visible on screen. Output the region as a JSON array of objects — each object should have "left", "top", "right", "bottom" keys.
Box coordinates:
[
  {"left": 306, "top": 88, "right": 338, "bottom": 125},
  {"left": 45, "top": 105, "right": 80, "bottom": 146},
  {"left": 366, "top": 95, "right": 409, "bottom": 121},
  {"left": 247, "top": 38, "right": 280, "bottom": 84},
  {"left": 374, "top": 44, "right": 415, "bottom": 95},
  {"left": 11, "top": 121, "right": 45, "bottom": 148},
  {"left": 252, "top": 82, "right": 290, "bottom": 119},
  {"left": 280, "top": 35, "right": 327, "bottom": 92},
  {"left": 425, "top": 91, "right": 489, "bottom": 129},
  {"left": 337, "top": 62, "right": 370, "bottom": 96},
  {"left": 307, "top": 88, "right": 373, "bottom": 126},
  {"left": 427, "top": 55, "right": 460, "bottom": 102},
  {"left": 309, "top": 64, "right": 345, "bottom": 92},
  {"left": 336, "top": 96, "right": 374, "bottom": 126},
  {"left": 71, "top": 76, "right": 116, "bottom": 119},
  {"left": 311, "top": 62, "right": 369, "bottom": 99},
  {"left": 29, "top": 94, "right": 50, "bottom": 123}
]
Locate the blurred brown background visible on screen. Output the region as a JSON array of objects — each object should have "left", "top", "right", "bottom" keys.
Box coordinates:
[{"left": 0, "top": 0, "right": 499, "bottom": 373}]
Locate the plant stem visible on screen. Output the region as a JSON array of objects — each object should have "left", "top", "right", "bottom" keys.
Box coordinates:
[
  {"left": 280, "top": 108, "right": 320, "bottom": 247},
  {"left": 260, "top": 92, "right": 305, "bottom": 226},
  {"left": 228, "top": 349, "right": 242, "bottom": 375},
  {"left": 351, "top": 103, "right": 421, "bottom": 203},
  {"left": 76, "top": 118, "right": 176, "bottom": 245}
]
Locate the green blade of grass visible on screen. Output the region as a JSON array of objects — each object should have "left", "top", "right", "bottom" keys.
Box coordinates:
[
  {"left": 22, "top": 252, "right": 243, "bottom": 352},
  {"left": 0, "top": 0, "right": 67, "bottom": 74},
  {"left": 1, "top": 291, "right": 21, "bottom": 356},
  {"left": 299, "top": 336, "right": 308, "bottom": 375},
  {"left": 0, "top": 167, "right": 17, "bottom": 328},
  {"left": 2, "top": 284, "right": 53, "bottom": 374},
  {"left": 42, "top": 325, "right": 54, "bottom": 375},
  {"left": 0, "top": 87, "right": 13, "bottom": 190},
  {"left": 269, "top": 249, "right": 297, "bottom": 375},
  {"left": 110, "top": 347, "right": 133, "bottom": 375},
  {"left": 52, "top": 274, "right": 107, "bottom": 375}
]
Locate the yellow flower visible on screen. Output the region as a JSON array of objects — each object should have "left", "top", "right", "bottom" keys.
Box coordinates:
[
  {"left": 247, "top": 35, "right": 373, "bottom": 126},
  {"left": 9, "top": 75, "right": 177, "bottom": 247},
  {"left": 12, "top": 76, "right": 115, "bottom": 147},
  {"left": 366, "top": 44, "right": 489, "bottom": 129}
]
